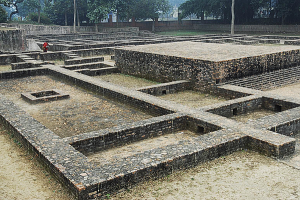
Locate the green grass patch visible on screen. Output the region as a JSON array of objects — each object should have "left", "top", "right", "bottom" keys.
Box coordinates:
[
  {"left": 156, "top": 30, "right": 300, "bottom": 37},
  {"left": 156, "top": 30, "right": 229, "bottom": 36}
]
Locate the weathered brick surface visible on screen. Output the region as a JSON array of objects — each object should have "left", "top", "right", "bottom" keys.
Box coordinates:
[{"left": 137, "top": 80, "right": 191, "bottom": 96}]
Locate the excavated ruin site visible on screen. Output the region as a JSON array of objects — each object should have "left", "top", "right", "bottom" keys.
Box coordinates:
[{"left": 1, "top": 29, "right": 300, "bottom": 199}]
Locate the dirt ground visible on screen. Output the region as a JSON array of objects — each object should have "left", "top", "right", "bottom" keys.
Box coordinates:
[
  {"left": 112, "top": 150, "right": 300, "bottom": 200},
  {"left": 2, "top": 80, "right": 300, "bottom": 199},
  {"left": 0, "top": 64, "right": 11, "bottom": 71},
  {"left": 230, "top": 108, "right": 275, "bottom": 123},
  {"left": 2, "top": 121, "right": 300, "bottom": 200},
  {"left": 0, "top": 124, "right": 75, "bottom": 200},
  {"left": 160, "top": 90, "right": 228, "bottom": 108},
  {"left": 87, "top": 131, "right": 198, "bottom": 166},
  {"left": 95, "top": 73, "right": 159, "bottom": 89}
]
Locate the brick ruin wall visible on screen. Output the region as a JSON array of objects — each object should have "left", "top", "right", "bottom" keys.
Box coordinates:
[
  {"left": 0, "top": 23, "right": 139, "bottom": 35},
  {"left": 115, "top": 49, "right": 300, "bottom": 92},
  {"left": 0, "top": 29, "right": 26, "bottom": 52}
]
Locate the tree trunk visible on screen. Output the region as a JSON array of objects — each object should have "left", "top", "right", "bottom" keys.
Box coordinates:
[
  {"left": 116, "top": 10, "right": 119, "bottom": 27},
  {"left": 38, "top": 9, "right": 41, "bottom": 24},
  {"left": 73, "top": 0, "right": 76, "bottom": 33},
  {"left": 152, "top": 19, "right": 155, "bottom": 32},
  {"left": 231, "top": 0, "right": 235, "bottom": 35},
  {"left": 65, "top": 12, "right": 67, "bottom": 26},
  {"left": 77, "top": 9, "right": 80, "bottom": 27}
]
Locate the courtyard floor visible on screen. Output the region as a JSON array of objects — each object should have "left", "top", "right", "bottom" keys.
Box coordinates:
[{"left": 0, "top": 76, "right": 153, "bottom": 138}]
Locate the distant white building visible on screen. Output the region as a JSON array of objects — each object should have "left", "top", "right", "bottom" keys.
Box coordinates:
[{"left": 172, "top": 6, "right": 179, "bottom": 18}]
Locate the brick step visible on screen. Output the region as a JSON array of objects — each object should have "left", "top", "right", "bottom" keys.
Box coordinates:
[
  {"left": 75, "top": 67, "right": 119, "bottom": 76},
  {"left": 11, "top": 61, "right": 44, "bottom": 70},
  {"left": 64, "top": 56, "right": 104, "bottom": 65},
  {"left": 63, "top": 62, "right": 109, "bottom": 70}
]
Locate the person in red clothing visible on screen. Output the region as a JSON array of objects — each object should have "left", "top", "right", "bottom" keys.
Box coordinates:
[{"left": 42, "top": 42, "right": 49, "bottom": 52}]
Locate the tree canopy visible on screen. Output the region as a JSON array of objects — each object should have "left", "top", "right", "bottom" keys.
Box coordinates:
[
  {"left": 179, "top": 0, "right": 300, "bottom": 24},
  {"left": 0, "top": 0, "right": 299, "bottom": 25},
  {"left": 87, "top": 0, "right": 114, "bottom": 23},
  {"left": 86, "top": 0, "right": 170, "bottom": 22},
  {"left": 0, "top": 5, "right": 7, "bottom": 22},
  {"left": 0, "top": 0, "right": 25, "bottom": 20}
]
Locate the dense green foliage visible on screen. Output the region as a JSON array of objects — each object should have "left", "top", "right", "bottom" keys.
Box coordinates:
[
  {"left": 0, "top": 0, "right": 25, "bottom": 20},
  {"left": 276, "top": 0, "right": 300, "bottom": 24},
  {"left": 1, "top": 0, "right": 299, "bottom": 25},
  {"left": 86, "top": 0, "right": 170, "bottom": 22},
  {"left": 179, "top": 0, "right": 300, "bottom": 24},
  {"left": 87, "top": 0, "right": 114, "bottom": 23},
  {"left": 0, "top": 5, "right": 7, "bottom": 22},
  {"left": 26, "top": 12, "right": 51, "bottom": 24},
  {"left": 44, "top": 0, "right": 73, "bottom": 25}
]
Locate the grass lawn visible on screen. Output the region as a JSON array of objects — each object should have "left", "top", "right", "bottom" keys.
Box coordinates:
[
  {"left": 156, "top": 30, "right": 300, "bottom": 37},
  {"left": 156, "top": 30, "right": 229, "bottom": 36}
]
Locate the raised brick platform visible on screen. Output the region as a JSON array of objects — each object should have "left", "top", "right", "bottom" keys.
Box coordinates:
[{"left": 115, "top": 41, "right": 300, "bottom": 92}]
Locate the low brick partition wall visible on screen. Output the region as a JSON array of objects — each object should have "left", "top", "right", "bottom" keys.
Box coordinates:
[
  {"left": 75, "top": 66, "right": 119, "bottom": 76},
  {"left": 68, "top": 113, "right": 187, "bottom": 154},
  {"left": 64, "top": 56, "right": 104, "bottom": 65},
  {"left": 69, "top": 47, "right": 114, "bottom": 57},
  {"left": 63, "top": 62, "right": 109, "bottom": 70},
  {"left": 47, "top": 66, "right": 174, "bottom": 117},
  {"left": 0, "top": 66, "right": 297, "bottom": 199},
  {"left": 0, "top": 53, "right": 19, "bottom": 64},
  {"left": 207, "top": 95, "right": 299, "bottom": 118},
  {"left": 137, "top": 80, "right": 191, "bottom": 96}
]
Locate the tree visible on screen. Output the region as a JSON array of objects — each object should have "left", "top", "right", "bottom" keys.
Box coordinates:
[
  {"left": 179, "top": 0, "right": 270, "bottom": 24},
  {"left": 129, "top": 0, "right": 170, "bottom": 21},
  {"left": 128, "top": 0, "right": 170, "bottom": 31},
  {"left": 86, "top": 0, "right": 170, "bottom": 25},
  {"left": 44, "top": 0, "right": 74, "bottom": 25},
  {"left": 231, "top": 0, "right": 234, "bottom": 34},
  {"left": 0, "top": 5, "right": 7, "bottom": 22},
  {"left": 180, "top": 0, "right": 209, "bottom": 20},
  {"left": 0, "top": 0, "right": 25, "bottom": 21},
  {"left": 87, "top": 0, "right": 115, "bottom": 23},
  {"left": 21, "top": 0, "right": 42, "bottom": 23},
  {"left": 275, "top": 0, "right": 300, "bottom": 24}
]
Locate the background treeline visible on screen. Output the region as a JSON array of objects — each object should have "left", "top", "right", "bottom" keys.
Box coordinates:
[
  {"left": 0, "top": 0, "right": 170, "bottom": 24},
  {"left": 0, "top": 0, "right": 299, "bottom": 25},
  {"left": 180, "top": 0, "right": 300, "bottom": 25}
]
